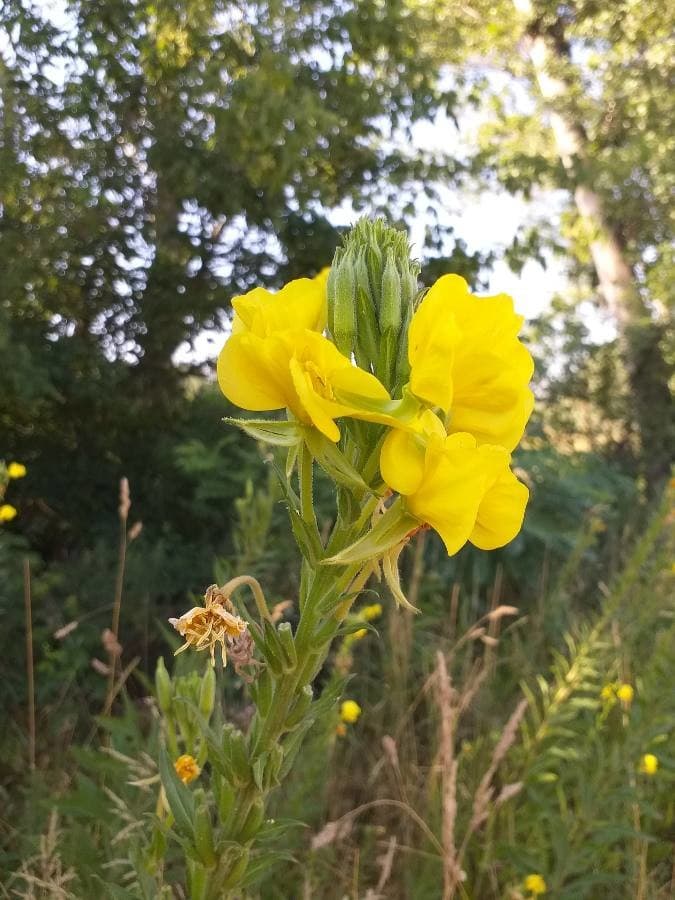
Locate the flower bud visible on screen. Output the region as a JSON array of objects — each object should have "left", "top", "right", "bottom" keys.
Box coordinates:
[
  {"left": 155, "top": 657, "right": 173, "bottom": 714},
  {"left": 327, "top": 250, "right": 357, "bottom": 357},
  {"left": 198, "top": 664, "right": 216, "bottom": 719},
  {"left": 328, "top": 218, "right": 419, "bottom": 391},
  {"left": 380, "top": 250, "right": 402, "bottom": 335}
]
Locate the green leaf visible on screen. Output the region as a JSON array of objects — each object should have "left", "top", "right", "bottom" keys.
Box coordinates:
[
  {"left": 323, "top": 500, "right": 417, "bottom": 565},
  {"left": 158, "top": 745, "right": 195, "bottom": 840}
]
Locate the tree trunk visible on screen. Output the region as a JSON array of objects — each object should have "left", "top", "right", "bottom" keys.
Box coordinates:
[{"left": 513, "top": 0, "right": 673, "bottom": 489}]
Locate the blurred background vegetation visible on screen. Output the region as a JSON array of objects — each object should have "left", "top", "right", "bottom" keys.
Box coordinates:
[{"left": 0, "top": 0, "right": 672, "bottom": 897}]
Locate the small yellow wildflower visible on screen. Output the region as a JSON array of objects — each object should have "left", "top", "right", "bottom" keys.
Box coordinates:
[
  {"left": 169, "top": 585, "right": 248, "bottom": 666},
  {"left": 600, "top": 683, "right": 616, "bottom": 703},
  {"left": 0, "top": 504, "right": 18, "bottom": 522},
  {"left": 7, "top": 462, "right": 27, "bottom": 479},
  {"left": 340, "top": 700, "right": 362, "bottom": 724},
  {"left": 639, "top": 753, "right": 658, "bottom": 776},
  {"left": 524, "top": 873, "right": 547, "bottom": 895},
  {"left": 616, "top": 684, "right": 634, "bottom": 705},
  {"left": 352, "top": 628, "right": 368, "bottom": 641},
  {"left": 362, "top": 603, "right": 383, "bottom": 622},
  {"left": 174, "top": 754, "right": 200, "bottom": 785}
]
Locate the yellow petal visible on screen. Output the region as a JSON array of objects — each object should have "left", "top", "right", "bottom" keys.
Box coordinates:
[
  {"left": 381, "top": 429, "right": 426, "bottom": 495},
  {"left": 289, "top": 355, "right": 341, "bottom": 441},
  {"left": 408, "top": 275, "right": 463, "bottom": 412},
  {"left": 450, "top": 385, "right": 534, "bottom": 451},
  {"left": 407, "top": 432, "right": 497, "bottom": 555},
  {"left": 232, "top": 275, "right": 327, "bottom": 338},
  {"left": 470, "top": 465, "right": 529, "bottom": 550},
  {"left": 446, "top": 288, "right": 535, "bottom": 450},
  {"left": 217, "top": 332, "right": 295, "bottom": 411}
]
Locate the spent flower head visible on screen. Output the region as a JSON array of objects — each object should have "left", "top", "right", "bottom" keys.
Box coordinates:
[{"left": 169, "top": 584, "right": 248, "bottom": 666}]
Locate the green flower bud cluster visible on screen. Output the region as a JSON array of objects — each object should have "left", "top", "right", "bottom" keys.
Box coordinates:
[
  {"left": 327, "top": 218, "right": 420, "bottom": 392},
  {"left": 155, "top": 659, "right": 216, "bottom": 759}
]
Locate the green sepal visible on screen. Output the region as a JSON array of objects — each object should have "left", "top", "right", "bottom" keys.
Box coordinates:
[
  {"left": 323, "top": 500, "right": 417, "bottom": 566},
  {"left": 277, "top": 621, "right": 298, "bottom": 671},
  {"left": 303, "top": 428, "right": 372, "bottom": 493},
  {"left": 223, "top": 417, "right": 302, "bottom": 447},
  {"left": 222, "top": 724, "right": 251, "bottom": 786},
  {"left": 250, "top": 667, "right": 274, "bottom": 718},
  {"left": 252, "top": 754, "right": 267, "bottom": 791},
  {"left": 335, "top": 620, "right": 379, "bottom": 640},
  {"left": 214, "top": 773, "right": 236, "bottom": 822},
  {"left": 158, "top": 745, "right": 195, "bottom": 841},
  {"left": 238, "top": 801, "right": 265, "bottom": 843},
  {"left": 284, "top": 684, "right": 313, "bottom": 731},
  {"left": 262, "top": 619, "right": 288, "bottom": 674},
  {"left": 193, "top": 800, "right": 217, "bottom": 868},
  {"left": 333, "top": 387, "right": 420, "bottom": 424}
]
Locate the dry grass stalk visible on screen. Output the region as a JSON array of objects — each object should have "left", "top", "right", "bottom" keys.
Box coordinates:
[
  {"left": 381, "top": 734, "right": 409, "bottom": 804},
  {"left": 460, "top": 697, "right": 528, "bottom": 855},
  {"left": 103, "top": 478, "right": 130, "bottom": 718},
  {"left": 435, "top": 650, "right": 462, "bottom": 900},
  {"left": 9, "top": 811, "right": 77, "bottom": 899},
  {"left": 23, "top": 557, "right": 36, "bottom": 771}
]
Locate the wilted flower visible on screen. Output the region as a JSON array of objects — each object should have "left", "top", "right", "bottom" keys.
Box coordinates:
[
  {"left": 0, "top": 504, "right": 17, "bottom": 522},
  {"left": 169, "top": 584, "right": 248, "bottom": 666},
  {"left": 524, "top": 873, "right": 547, "bottom": 894},
  {"left": 639, "top": 753, "right": 658, "bottom": 776},
  {"left": 7, "top": 462, "right": 27, "bottom": 479},
  {"left": 340, "top": 700, "right": 362, "bottom": 724},
  {"left": 174, "top": 754, "right": 200, "bottom": 785}
]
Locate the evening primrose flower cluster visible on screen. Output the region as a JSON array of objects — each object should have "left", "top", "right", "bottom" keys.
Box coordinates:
[{"left": 217, "top": 220, "right": 533, "bottom": 600}]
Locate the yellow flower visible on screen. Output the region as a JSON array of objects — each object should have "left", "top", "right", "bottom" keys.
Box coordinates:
[
  {"left": 169, "top": 586, "right": 248, "bottom": 666},
  {"left": 523, "top": 873, "right": 547, "bottom": 895},
  {"left": 639, "top": 753, "right": 658, "bottom": 775},
  {"left": 616, "top": 684, "right": 634, "bottom": 705},
  {"left": 351, "top": 627, "right": 368, "bottom": 641},
  {"left": 340, "top": 699, "right": 362, "bottom": 724},
  {"left": 362, "top": 603, "right": 383, "bottom": 622},
  {"left": 600, "top": 683, "right": 616, "bottom": 703},
  {"left": 230, "top": 273, "right": 327, "bottom": 338},
  {"left": 380, "top": 412, "right": 528, "bottom": 555},
  {"left": 174, "top": 754, "right": 200, "bottom": 785},
  {"left": 0, "top": 504, "right": 18, "bottom": 522},
  {"left": 7, "top": 462, "right": 27, "bottom": 479},
  {"left": 407, "top": 275, "right": 534, "bottom": 450},
  {"left": 218, "top": 327, "right": 391, "bottom": 442}
]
